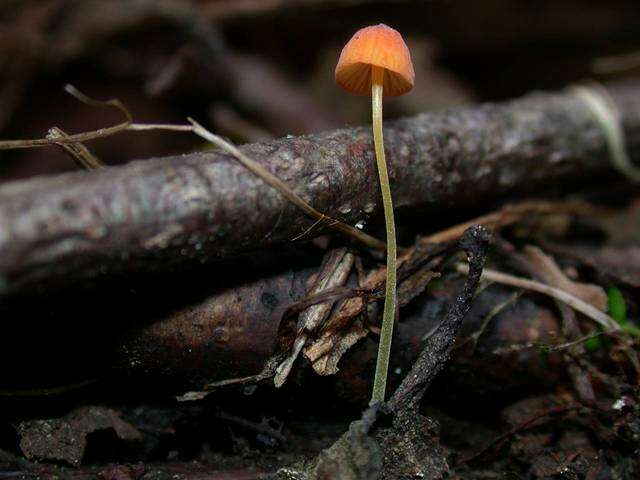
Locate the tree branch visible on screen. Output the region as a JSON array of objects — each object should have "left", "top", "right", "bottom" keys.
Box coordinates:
[{"left": 1, "top": 83, "right": 639, "bottom": 297}]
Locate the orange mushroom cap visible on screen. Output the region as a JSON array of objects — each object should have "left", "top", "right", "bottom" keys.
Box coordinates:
[{"left": 335, "top": 24, "right": 414, "bottom": 97}]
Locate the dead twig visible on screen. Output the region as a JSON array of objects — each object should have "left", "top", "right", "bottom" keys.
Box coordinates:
[
  {"left": 177, "top": 355, "right": 285, "bottom": 402},
  {"left": 490, "top": 331, "right": 608, "bottom": 355},
  {"left": 274, "top": 248, "right": 355, "bottom": 387},
  {"left": 421, "top": 201, "right": 603, "bottom": 245},
  {"left": 455, "top": 264, "right": 620, "bottom": 331},
  {"left": 457, "top": 290, "right": 523, "bottom": 352},
  {"left": 46, "top": 127, "right": 104, "bottom": 170},
  {"left": 0, "top": 85, "right": 132, "bottom": 149},
  {"left": 388, "top": 225, "right": 491, "bottom": 412}
]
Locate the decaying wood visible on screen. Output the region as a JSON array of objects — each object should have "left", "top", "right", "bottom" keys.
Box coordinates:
[
  {"left": 110, "top": 245, "right": 563, "bottom": 399},
  {"left": 274, "top": 248, "right": 356, "bottom": 387},
  {"left": 1, "top": 211, "right": 572, "bottom": 399},
  {"left": 2, "top": 83, "right": 640, "bottom": 297}
]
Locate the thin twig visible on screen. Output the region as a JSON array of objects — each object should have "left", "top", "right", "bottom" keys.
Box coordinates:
[
  {"left": 274, "top": 249, "right": 355, "bottom": 387},
  {"left": 0, "top": 85, "right": 132, "bottom": 149},
  {"left": 128, "top": 123, "right": 193, "bottom": 132},
  {"left": 457, "top": 290, "right": 523, "bottom": 351},
  {"left": 490, "top": 330, "right": 608, "bottom": 355},
  {"left": 0, "top": 379, "right": 96, "bottom": 397},
  {"left": 177, "top": 356, "right": 283, "bottom": 401},
  {"left": 421, "top": 201, "right": 602, "bottom": 245},
  {"left": 46, "top": 127, "right": 104, "bottom": 169},
  {"left": 455, "top": 264, "right": 620, "bottom": 331}
]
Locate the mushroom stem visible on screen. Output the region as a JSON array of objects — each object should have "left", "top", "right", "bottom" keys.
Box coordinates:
[{"left": 370, "top": 65, "right": 397, "bottom": 403}]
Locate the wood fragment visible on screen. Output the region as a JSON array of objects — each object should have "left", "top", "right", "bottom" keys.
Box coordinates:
[{"left": 275, "top": 248, "right": 355, "bottom": 386}]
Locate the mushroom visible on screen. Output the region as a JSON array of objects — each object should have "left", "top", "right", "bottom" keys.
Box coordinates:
[{"left": 335, "top": 24, "right": 415, "bottom": 402}]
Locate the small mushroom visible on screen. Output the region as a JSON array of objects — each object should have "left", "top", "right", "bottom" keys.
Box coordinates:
[{"left": 335, "top": 24, "right": 415, "bottom": 402}]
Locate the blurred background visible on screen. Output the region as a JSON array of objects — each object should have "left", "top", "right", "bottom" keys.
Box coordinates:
[{"left": 1, "top": 0, "right": 640, "bottom": 181}]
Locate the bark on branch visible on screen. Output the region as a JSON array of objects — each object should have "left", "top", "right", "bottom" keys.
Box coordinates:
[{"left": 1, "top": 82, "right": 640, "bottom": 297}]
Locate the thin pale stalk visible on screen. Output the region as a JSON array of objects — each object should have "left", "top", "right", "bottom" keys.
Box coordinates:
[
  {"left": 370, "top": 65, "right": 397, "bottom": 403},
  {"left": 455, "top": 263, "right": 619, "bottom": 331}
]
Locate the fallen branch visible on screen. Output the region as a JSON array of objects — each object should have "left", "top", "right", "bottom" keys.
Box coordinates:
[{"left": 1, "top": 83, "right": 640, "bottom": 297}]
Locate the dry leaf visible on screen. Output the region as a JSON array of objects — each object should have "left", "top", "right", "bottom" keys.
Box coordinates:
[{"left": 523, "top": 245, "right": 607, "bottom": 311}]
